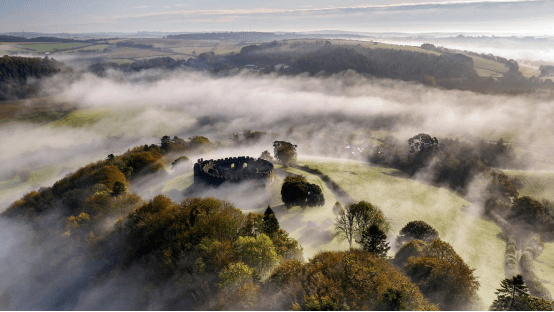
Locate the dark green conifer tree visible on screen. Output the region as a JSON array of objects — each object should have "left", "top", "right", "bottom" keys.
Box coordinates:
[
  {"left": 262, "top": 206, "right": 279, "bottom": 235},
  {"left": 357, "top": 224, "right": 390, "bottom": 258}
]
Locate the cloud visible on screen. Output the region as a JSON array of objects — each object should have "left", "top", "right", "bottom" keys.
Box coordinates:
[{"left": 113, "top": 0, "right": 542, "bottom": 19}]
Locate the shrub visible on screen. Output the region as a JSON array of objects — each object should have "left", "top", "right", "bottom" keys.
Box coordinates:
[{"left": 396, "top": 220, "right": 439, "bottom": 248}]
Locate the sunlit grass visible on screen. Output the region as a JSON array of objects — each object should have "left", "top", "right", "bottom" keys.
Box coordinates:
[
  {"left": 104, "top": 59, "right": 134, "bottom": 65},
  {"left": 503, "top": 170, "right": 554, "bottom": 202},
  {"left": 534, "top": 242, "right": 554, "bottom": 297},
  {"left": 476, "top": 68, "right": 504, "bottom": 77},
  {"left": 18, "top": 43, "right": 91, "bottom": 53},
  {"left": 298, "top": 159, "right": 505, "bottom": 307},
  {"left": 0, "top": 165, "right": 62, "bottom": 203},
  {"left": 269, "top": 166, "right": 346, "bottom": 260},
  {"left": 161, "top": 172, "right": 194, "bottom": 193},
  {"left": 52, "top": 109, "right": 110, "bottom": 128},
  {"left": 370, "top": 42, "right": 440, "bottom": 55},
  {"left": 471, "top": 56, "right": 509, "bottom": 74}
]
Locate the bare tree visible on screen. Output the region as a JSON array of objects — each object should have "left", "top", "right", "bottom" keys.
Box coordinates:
[{"left": 334, "top": 201, "right": 390, "bottom": 249}]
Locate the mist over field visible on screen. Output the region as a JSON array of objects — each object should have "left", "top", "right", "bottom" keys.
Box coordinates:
[
  {"left": 3, "top": 66, "right": 554, "bottom": 209},
  {"left": 378, "top": 37, "right": 554, "bottom": 64},
  {"left": 3, "top": 36, "right": 554, "bottom": 309}
]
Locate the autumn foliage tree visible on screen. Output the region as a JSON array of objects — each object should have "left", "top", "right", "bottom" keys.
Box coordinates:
[
  {"left": 273, "top": 141, "right": 297, "bottom": 167},
  {"left": 396, "top": 220, "right": 439, "bottom": 248},
  {"left": 109, "top": 196, "right": 302, "bottom": 310},
  {"left": 266, "top": 250, "right": 435, "bottom": 310},
  {"left": 262, "top": 206, "right": 280, "bottom": 236},
  {"left": 394, "top": 239, "right": 480, "bottom": 310}
]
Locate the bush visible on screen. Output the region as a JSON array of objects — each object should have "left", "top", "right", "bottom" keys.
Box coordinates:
[
  {"left": 396, "top": 220, "right": 439, "bottom": 248},
  {"left": 395, "top": 239, "right": 480, "bottom": 310},
  {"left": 281, "top": 176, "right": 324, "bottom": 208}
]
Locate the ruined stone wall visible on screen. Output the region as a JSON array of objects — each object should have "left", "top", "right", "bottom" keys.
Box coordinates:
[{"left": 193, "top": 156, "right": 274, "bottom": 186}]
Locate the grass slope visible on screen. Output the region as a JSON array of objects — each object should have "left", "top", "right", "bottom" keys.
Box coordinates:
[
  {"left": 298, "top": 159, "right": 505, "bottom": 308},
  {"left": 534, "top": 242, "right": 554, "bottom": 296},
  {"left": 277, "top": 166, "right": 345, "bottom": 259},
  {"left": 503, "top": 170, "right": 554, "bottom": 202},
  {"left": 52, "top": 109, "right": 110, "bottom": 128},
  {"left": 470, "top": 55, "right": 509, "bottom": 76},
  {"left": 18, "top": 43, "right": 92, "bottom": 53}
]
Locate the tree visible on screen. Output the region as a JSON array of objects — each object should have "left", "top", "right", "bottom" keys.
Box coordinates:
[
  {"left": 273, "top": 141, "right": 297, "bottom": 167},
  {"left": 160, "top": 135, "right": 171, "bottom": 151},
  {"left": 111, "top": 181, "right": 126, "bottom": 196},
  {"left": 283, "top": 250, "right": 435, "bottom": 311},
  {"left": 259, "top": 150, "right": 273, "bottom": 161},
  {"left": 334, "top": 201, "right": 390, "bottom": 249},
  {"left": 408, "top": 133, "right": 438, "bottom": 154},
  {"left": 490, "top": 275, "right": 553, "bottom": 311},
  {"left": 281, "top": 176, "right": 324, "bottom": 209},
  {"left": 377, "top": 287, "right": 409, "bottom": 311},
  {"left": 357, "top": 224, "right": 390, "bottom": 258},
  {"left": 171, "top": 156, "right": 189, "bottom": 167},
  {"left": 262, "top": 206, "right": 279, "bottom": 235},
  {"left": 401, "top": 239, "right": 480, "bottom": 310},
  {"left": 396, "top": 220, "right": 439, "bottom": 248},
  {"left": 234, "top": 234, "right": 278, "bottom": 274}
]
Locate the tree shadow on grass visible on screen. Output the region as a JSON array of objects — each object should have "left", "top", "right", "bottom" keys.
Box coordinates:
[{"left": 298, "top": 223, "right": 336, "bottom": 249}]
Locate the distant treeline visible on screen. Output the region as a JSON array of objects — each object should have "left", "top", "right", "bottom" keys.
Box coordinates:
[
  {"left": 166, "top": 32, "right": 282, "bottom": 42},
  {"left": 88, "top": 55, "right": 232, "bottom": 75},
  {"left": 0, "top": 35, "right": 99, "bottom": 43},
  {"left": 114, "top": 41, "right": 154, "bottom": 49},
  {"left": 226, "top": 41, "right": 554, "bottom": 94},
  {"left": 165, "top": 31, "right": 367, "bottom": 41},
  {"left": 0, "top": 55, "right": 61, "bottom": 101},
  {"left": 85, "top": 40, "right": 554, "bottom": 95}
]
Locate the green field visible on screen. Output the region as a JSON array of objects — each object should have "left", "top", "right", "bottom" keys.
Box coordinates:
[
  {"left": 76, "top": 44, "right": 108, "bottom": 51},
  {"left": 161, "top": 172, "right": 194, "bottom": 193},
  {"left": 19, "top": 43, "right": 92, "bottom": 53},
  {"left": 370, "top": 42, "right": 440, "bottom": 54},
  {"left": 470, "top": 55, "right": 510, "bottom": 77},
  {"left": 104, "top": 59, "right": 134, "bottom": 65},
  {"left": 504, "top": 170, "right": 554, "bottom": 202},
  {"left": 0, "top": 165, "right": 62, "bottom": 204},
  {"left": 52, "top": 109, "right": 110, "bottom": 128},
  {"left": 278, "top": 166, "right": 345, "bottom": 257},
  {"left": 0, "top": 43, "right": 27, "bottom": 54},
  {"left": 296, "top": 159, "right": 505, "bottom": 308},
  {"left": 535, "top": 242, "right": 554, "bottom": 294},
  {"left": 476, "top": 68, "right": 504, "bottom": 78},
  {"left": 519, "top": 63, "right": 542, "bottom": 78}
]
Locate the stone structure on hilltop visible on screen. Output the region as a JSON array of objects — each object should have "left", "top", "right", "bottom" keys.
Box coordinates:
[{"left": 193, "top": 156, "right": 274, "bottom": 186}]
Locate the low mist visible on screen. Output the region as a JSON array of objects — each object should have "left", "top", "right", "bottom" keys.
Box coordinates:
[
  {"left": 3, "top": 62, "right": 554, "bottom": 309},
  {"left": 3, "top": 67, "right": 554, "bottom": 210}
]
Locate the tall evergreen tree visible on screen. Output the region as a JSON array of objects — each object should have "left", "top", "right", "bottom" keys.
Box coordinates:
[
  {"left": 357, "top": 224, "right": 390, "bottom": 258},
  {"left": 490, "top": 275, "right": 553, "bottom": 311},
  {"left": 262, "top": 206, "right": 279, "bottom": 235}
]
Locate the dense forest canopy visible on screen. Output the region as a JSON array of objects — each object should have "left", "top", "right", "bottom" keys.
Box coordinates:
[{"left": 0, "top": 55, "right": 61, "bottom": 100}]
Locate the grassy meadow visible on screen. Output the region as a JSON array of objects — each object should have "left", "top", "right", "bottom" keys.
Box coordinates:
[
  {"left": 297, "top": 159, "right": 506, "bottom": 307},
  {"left": 19, "top": 42, "right": 92, "bottom": 53},
  {"left": 504, "top": 170, "right": 554, "bottom": 202}
]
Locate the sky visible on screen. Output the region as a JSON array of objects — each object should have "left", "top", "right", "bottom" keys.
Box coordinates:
[{"left": 0, "top": 0, "right": 553, "bottom": 35}]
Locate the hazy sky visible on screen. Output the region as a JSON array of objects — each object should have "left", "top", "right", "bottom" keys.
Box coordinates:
[{"left": 0, "top": 0, "right": 553, "bottom": 35}]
